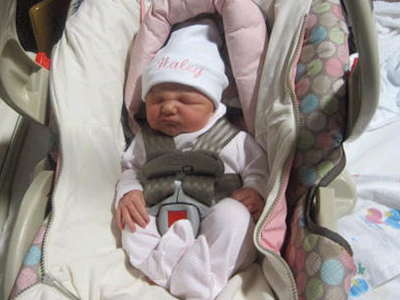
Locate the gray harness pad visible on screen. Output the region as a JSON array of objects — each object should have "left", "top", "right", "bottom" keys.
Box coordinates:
[
  {"left": 140, "top": 118, "right": 242, "bottom": 236},
  {"left": 143, "top": 151, "right": 224, "bottom": 180}
]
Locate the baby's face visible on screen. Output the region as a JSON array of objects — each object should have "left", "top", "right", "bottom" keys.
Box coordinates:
[{"left": 145, "top": 83, "right": 215, "bottom": 136}]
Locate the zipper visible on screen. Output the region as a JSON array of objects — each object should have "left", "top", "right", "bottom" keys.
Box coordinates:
[
  {"left": 12, "top": 272, "right": 80, "bottom": 300},
  {"left": 42, "top": 273, "right": 80, "bottom": 300},
  {"left": 13, "top": 198, "right": 79, "bottom": 299},
  {"left": 40, "top": 211, "right": 80, "bottom": 300},
  {"left": 38, "top": 124, "right": 80, "bottom": 299},
  {"left": 255, "top": 159, "right": 298, "bottom": 300},
  {"left": 287, "top": 14, "right": 309, "bottom": 139},
  {"left": 255, "top": 13, "right": 309, "bottom": 300},
  {"left": 13, "top": 123, "right": 79, "bottom": 300}
]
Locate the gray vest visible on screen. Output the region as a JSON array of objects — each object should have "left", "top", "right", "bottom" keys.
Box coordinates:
[{"left": 140, "top": 118, "right": 243, "bottom": 207}]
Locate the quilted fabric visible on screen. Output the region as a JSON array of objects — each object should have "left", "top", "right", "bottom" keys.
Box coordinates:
[
  {"left": 288, "top": 0, "right": 350, "bottom": 200},
  {"left": 284, "top": 0, "right": 356, "bottom": 299},
  {"left": 10, "top": 221, "right": 48, "bottom": 298}
]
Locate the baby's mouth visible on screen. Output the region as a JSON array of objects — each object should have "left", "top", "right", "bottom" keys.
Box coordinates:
[
  {"left": 160, "top": 116, "right": 179, "bottom": 124},
  {"left": 159, "top": 118, "right": 179, "bottom": 128}
]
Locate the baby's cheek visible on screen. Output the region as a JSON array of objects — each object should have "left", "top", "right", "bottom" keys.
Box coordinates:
[{"left": 146, "top": 108, "right": 159, "bottom": 125}]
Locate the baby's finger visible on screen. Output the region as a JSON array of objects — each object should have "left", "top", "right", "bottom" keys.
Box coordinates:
[
  {"left": 116, "top": 208, "right": 124, "bottom": 231},
  {"left": 245, "top": 204, "right": 260, "bottom": 216},
  {"left": 133, "top": 200, "right": 150, "bottom": 224},
  {"left": 239, "top": 198, "right": 259, "bottom": 213},
  {"left": 122, "top": 208, "right": 137, "bottom": 232},
  {"left": 127, "top": 203, "right": 148, "bottom": 228},
  {"left": 231, "top": 191, "right": 247, "bottom": 202},
  {"left": 239, "top": 196, "right": 255, "bottom": 207}
]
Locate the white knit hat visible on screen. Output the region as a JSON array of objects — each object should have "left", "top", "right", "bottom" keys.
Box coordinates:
[{"left": 141, "top": 19, "right": 229, "bottom": 109}]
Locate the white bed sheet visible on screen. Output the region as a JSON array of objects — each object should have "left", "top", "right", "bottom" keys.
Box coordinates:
[
  {"left": 337, "top": 2, "right": 400, "bottom": 298},
  {"left": 367, "top": 1, "right": 400, "bottom": 131},
  {"left": 339, "top": 119, "right": 400, "bottom": 299}
]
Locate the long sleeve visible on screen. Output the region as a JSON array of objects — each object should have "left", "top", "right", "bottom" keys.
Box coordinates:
[
  {"left": 115, "top": 131, "right": 146, "bottom": 208},
  {"left": 219, "top": 131, "right": 270, "bottom": 200}
]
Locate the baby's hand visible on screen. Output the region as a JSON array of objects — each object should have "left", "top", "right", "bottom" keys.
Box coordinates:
[
  {"left": 117, "top": 190, "right": 150, "bottom": 232},
  {"left": 231, "top": 187, "right": 265, "bottom": 221}
]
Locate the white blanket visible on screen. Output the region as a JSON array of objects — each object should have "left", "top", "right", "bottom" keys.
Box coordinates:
[
  {"left": 367, "top": 1, "right": 400, "bottom": 131},
  {"left": 339, "top": 89, "right": 400, "bottom": 298}
]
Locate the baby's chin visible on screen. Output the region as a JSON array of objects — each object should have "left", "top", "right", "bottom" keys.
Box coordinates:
[
  {"left": 157, "top": 124, "right": 184, "bottom": 137},
  {"left": 150, "top": 120, "right": 205, "bottom": 137}
]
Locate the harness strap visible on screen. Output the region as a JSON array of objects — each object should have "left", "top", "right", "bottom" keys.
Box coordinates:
[
  {"left": 142, "top": 118, "right": 241, "bottom": 206},
  {"left": 141, "top": 122, "right": 176, "bottom": 160},
  {"left": 182, "top": 175, "right": 217, "bottom": 205},
  {"left": 144, "top": 176, "right": 175, "bottom": 206},
  {"left": 193, "top": 118, "right": 240, "bottom": 152}
]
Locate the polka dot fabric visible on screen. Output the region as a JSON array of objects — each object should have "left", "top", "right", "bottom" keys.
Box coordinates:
[
  {"left": 286, "top": 198, "right": 356, "bottom": 300},
  {"left": 284, "top": 0, "right": 356, "bottom": 299},
  {"left": 289, "top": 0, "right": 349, "bottom": 201},
  {"left": 10, "top": 221, "right": 48, "bottom": 298}
]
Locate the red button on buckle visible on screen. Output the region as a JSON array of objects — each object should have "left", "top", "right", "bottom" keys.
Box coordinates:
[
  {"left": 35, "top": 52, "right": 51, "bottom": 70},
  {"left": 168, "top": 210, "right": 187, "bottom": 227}
]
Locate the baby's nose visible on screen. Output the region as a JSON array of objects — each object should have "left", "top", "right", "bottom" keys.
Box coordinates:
[{"left": 161, "top": 101, "right": 178, "bottom": 114}]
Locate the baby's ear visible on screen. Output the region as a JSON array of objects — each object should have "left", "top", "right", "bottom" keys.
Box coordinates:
[{"left": 134, "top": 102, "right": 147, "bottom": 122}]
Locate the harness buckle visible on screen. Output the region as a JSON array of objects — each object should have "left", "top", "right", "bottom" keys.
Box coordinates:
[{"left": 148, "top": 181, "right": 207, "bottom": 237}]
